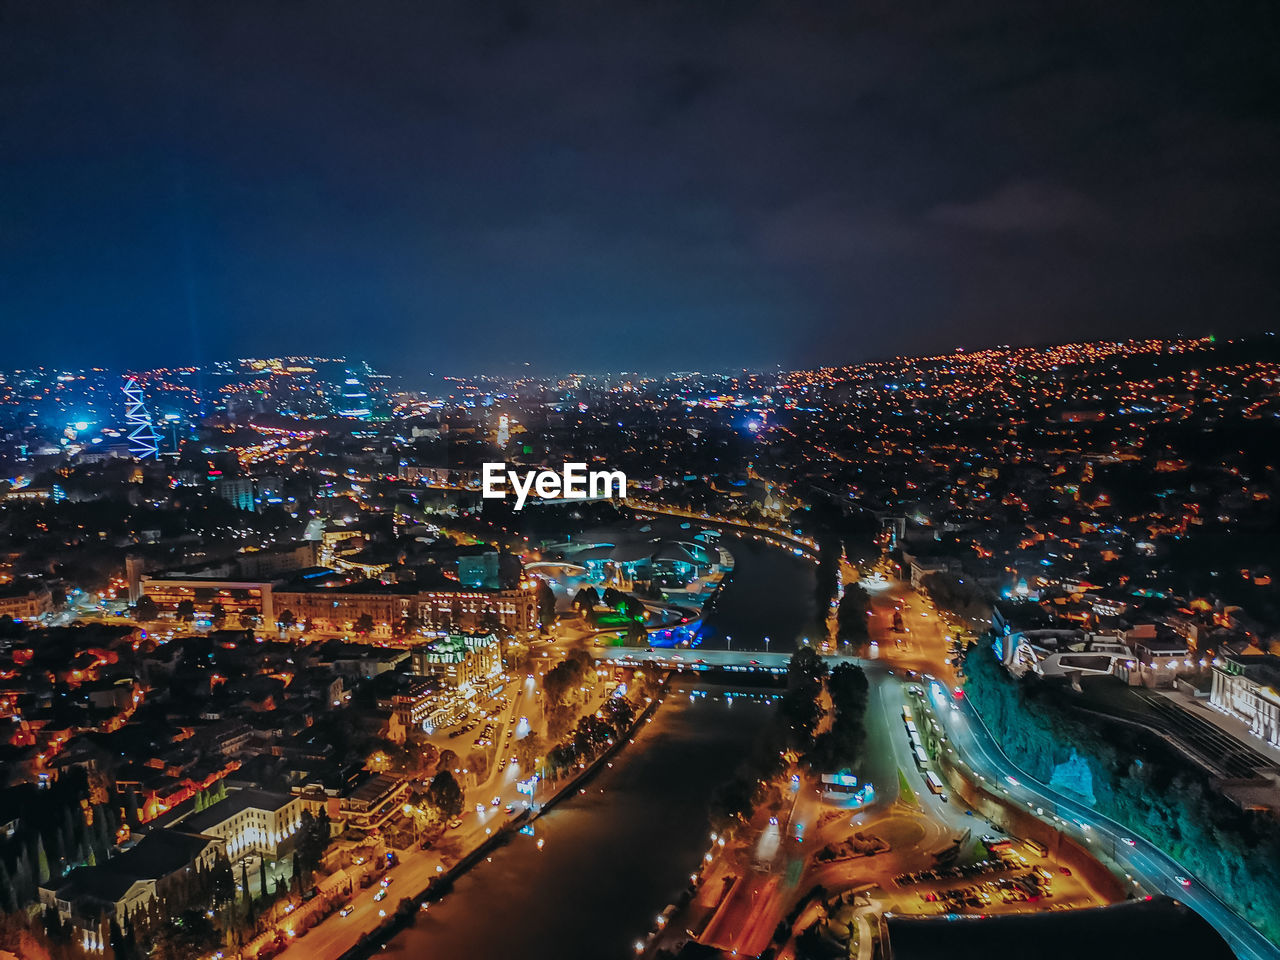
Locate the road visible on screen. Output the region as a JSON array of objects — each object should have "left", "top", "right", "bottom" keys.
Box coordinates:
[
  {"left": 624, "top": 499, "right": 820, "bottom": 558},
  {"left": 867, "top": 573, "right": 1280, "bottom": 960},
  {"left": 287, "top": 647, "right": 628, "bottom": 959},
  {"left": 938, "top": 683, "right": 1280, "bottom": 960}
]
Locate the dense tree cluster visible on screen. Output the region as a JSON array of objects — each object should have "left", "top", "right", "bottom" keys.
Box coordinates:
[
  {"left": 291, "top": 807, "right": 332, "bottom": 890},
  {"left": 543, "top": 695, "right": 636, "bottom": 777},
  {"left": 964, "top": 644, "right": 1280, "bottom": 945},
  {"left": 0, "top": 771, "right": 118, "bottom": 912},
  {"left": 542, "top": 650, "right": 596, "bottom": 740},
  {"left": 424, "top": 770, "right": 464, "bottom": 820},
  {"left": 812, "top": 536, "right": 842, "bottom": 634},
  {"left": 571, "top": 587, "right": 600, "bottom": 624},
  {"left": 534, "top": 579, "right": 556, "bottom": 630},
  {"left": 778, "top": 646, "right": 828, "bottom": 750},
  {"left": 835, "top": 585, "right": 871, "bottom": 649},
  {"left": 807, "top": 663, "right": 869, "bottom": 772}
]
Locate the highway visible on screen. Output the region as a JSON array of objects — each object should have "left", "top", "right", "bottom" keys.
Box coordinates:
[
  {"left": 932, "top": 679, "right": 1280, "bottom": 960},
  {"left": 854, "top": 573, "right": 1280, "bottom": 960}
]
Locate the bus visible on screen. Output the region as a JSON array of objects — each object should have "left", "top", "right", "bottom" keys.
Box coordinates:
[
  {"left": 901, "top": 706, "right": 913, "bottom": 724},
  {"left": 925, "top": 772, "right": 944, "bottom": 795},
  {"left": 913, "top": 745, "right": 929, "bottom": 769},
  {"left": 904, "top": 719, "right": 918, "bottom": 737},
  {"left": 1024, "top": 839, "right": 1048, "bottom": 858}
]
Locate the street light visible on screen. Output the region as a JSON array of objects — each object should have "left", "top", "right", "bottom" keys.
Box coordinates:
[{"left": 764, "top": 636, "right": 771, "bottom": 654}]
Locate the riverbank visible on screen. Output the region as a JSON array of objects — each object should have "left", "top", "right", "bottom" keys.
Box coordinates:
[
  {"left": 334, "top": 691, "right": 668, "bottom": 960},
  {"left": 373, "top": 683, "right": 779, "bottom": 960}
]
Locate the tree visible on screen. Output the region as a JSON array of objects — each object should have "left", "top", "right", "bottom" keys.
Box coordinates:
[
  {"left": 626, "top": 618, "right": 647, "bottom": 645},
  {"left": 176, "top": 599, "right": 196, "bottom": 622},
  {"left": 542, "top": 651, "right": 593, "bottom": 708},
  {"left": 572, "top": 587, "right": 599, "bottom": 615},
  {"left": 600, "top": 696, "right": 635, "bottom": 733},
  {"left": 808, "top": 663, "right": 869, "bottom": 772},
  {"left": 42, "top": 905, "right": 67, "bottom": 944},
  {"left": 436, "top": 749, "right": 459, "bottom": 774},
  {"left": 133, "top": 596, "right": 158, "bottom": 621},
  {"left": 779, "top": 647, "right": 827, "bottom": 749},
  {"left": 152, "top": 908, "right": 220, "bottom": 960},
  {"left": 425, "top": 771, "right": 465, "bottom": 820},
  {"left": 209, "top": 854, "right": 235, "bottom": 908},
  {"left": 355, "top": 613, "right": 375, "bottom": 635},
  {"left": 534, "top": 579, "right": 556, "bottom": 629},
  {"left": 35, "top": 835, "right": 49, "bottom": 884},
  {"left": 209, "top": 603, "right": 226, "bottom": 627},
  {"left": 293, "top": 809, "right": 330, "bottom": 887},
  {"left": 0, "top": 859, "right": 13, "bottom": 913},
  {"left": 835, "top": 585, "right": 871, "bottom": 647},
  {"left": 572, "top": 715, "right": 615, "bottom": 757},
  {"left": 710, "top": 772, "right": 760, "bottom": 827},
  {"left": 239, "top": 606, "right": 260, "bottom": 629},
  {"left": 514, "top": 733, "right": 545, "bottom": 773},
  {"left": 109, "top": 917, "right": 130, "bottom": 960},
  {"left": 277, "top": 609, "right": 296, "bottom": 632},
  {"left": 625, "top": 595, "right": 645, "bottom": 619},
  {"left": 414, "top": 739, "right": 440, "bottom": 774},
  {"left": 813, "top": 535, "right": 842, "bottom": 630}
]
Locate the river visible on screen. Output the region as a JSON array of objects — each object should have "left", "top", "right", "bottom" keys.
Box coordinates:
[
  {"left": 383, "top": 684, "right": 777, "bottom": 960},
  {"left": 697, "top": 532, "right": 817, "bottom": 651}
]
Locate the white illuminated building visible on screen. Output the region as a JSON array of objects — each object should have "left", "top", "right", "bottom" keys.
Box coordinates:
[
  {"left": 175, "top": 788, "right": 305, "bottom": 860},
  {"left": 1210, "top": 655, "right": 1280, "bottom": 751}
]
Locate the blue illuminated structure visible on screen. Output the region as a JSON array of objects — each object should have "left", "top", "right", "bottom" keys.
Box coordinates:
[{"left": 122, "top": 377, "right": 161, "bottom": 459}]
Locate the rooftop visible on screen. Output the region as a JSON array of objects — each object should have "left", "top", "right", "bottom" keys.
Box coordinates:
[{"left": 176, "top": 787, "right": 293, "bottom": 832}]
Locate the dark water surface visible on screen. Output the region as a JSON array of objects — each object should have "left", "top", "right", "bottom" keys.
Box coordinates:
[
  {"left": 384, "top": 686, "right": 776, "bottom": 960},
  {"left": 698, "top": 532, "right": 817, "bottom": 651}
]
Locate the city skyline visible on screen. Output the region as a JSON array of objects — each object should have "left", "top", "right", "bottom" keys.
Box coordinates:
[
  {"left": 4, "top": 2, "right": 1279, "bottom": 374},
  {"left": 0, "top": 331, "right": 1269, "bottom": 381},
  {"left": 3, "top": 4, "right": 1280, "bottom": 959},
  {"left": 1, "top": 332, "right": 1277, "bottom": 959}
]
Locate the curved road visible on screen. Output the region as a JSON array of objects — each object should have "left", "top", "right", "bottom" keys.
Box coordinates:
[{"left": 930, "top": 680, "right": 1280, "bottom": 960}]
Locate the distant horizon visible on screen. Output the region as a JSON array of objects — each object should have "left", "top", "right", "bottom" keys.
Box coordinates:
[{"left": 3, "top": 329, "right": 1265, "bottom": 383}]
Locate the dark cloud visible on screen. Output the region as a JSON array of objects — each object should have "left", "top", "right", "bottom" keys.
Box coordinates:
[
  {"left": 929, "top": 181, "right": 1109, "bottom": 235},
  {"left": 1, "top": 0, "right": 1277, "bottom": 373}
]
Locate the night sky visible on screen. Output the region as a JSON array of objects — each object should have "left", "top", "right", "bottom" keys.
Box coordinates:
[{"left": 2, "top": 1, "right": 1278, "bottom": 374}]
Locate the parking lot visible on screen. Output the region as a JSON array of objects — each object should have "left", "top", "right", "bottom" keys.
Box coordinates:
[{"left": 886, "top": 848, "right": 1103, "bottom": 917}]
